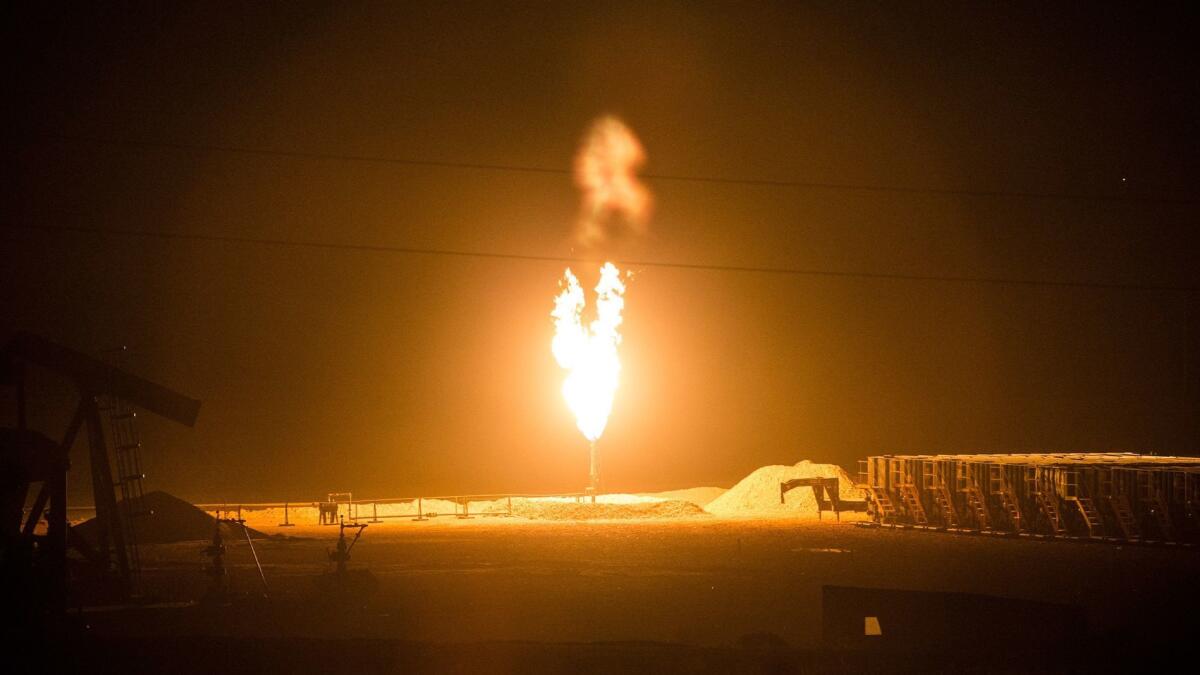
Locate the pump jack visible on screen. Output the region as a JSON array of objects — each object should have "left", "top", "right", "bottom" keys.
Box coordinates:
[{"left": 329, "top": 518, "right": 367, "bottom": 577}]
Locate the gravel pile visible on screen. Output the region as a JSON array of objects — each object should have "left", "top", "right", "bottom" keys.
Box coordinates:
[
  {"left": 76, "top": 491, "right": 267, "bottom": 544},
  {"left": 641, "top": 486, "right": 728, "bottom": 508},
  {"left": 510, "top": 498, "right": 707, "bottom": 520},
  {"left": 705, "top": 461, "right": 863, "bottom": 518}
]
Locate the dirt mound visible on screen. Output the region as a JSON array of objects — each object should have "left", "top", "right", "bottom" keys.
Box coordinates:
[
  {"left": 76, "top": 491, "right": 267, "bottom": 544},
  {"left": 511, "top": 499, "right": 708, "bottom": 520},
  {"left": 642, "top": 486, "right": 728, "bottom": 507},
  {"left": 706, "top": 461, "right": 863, "bottom": 518}
]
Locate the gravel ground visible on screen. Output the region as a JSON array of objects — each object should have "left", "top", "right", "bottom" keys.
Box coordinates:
[{"left": 124, "top": 517, "right": 1199, "bottom": 649}]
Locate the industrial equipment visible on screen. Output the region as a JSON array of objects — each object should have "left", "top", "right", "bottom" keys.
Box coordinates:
[
  {"left": 779, "top": 477, "right": 866, "bottom": 520},
  {"left": 1, "top": 332, "right": 200, "bottom": 609},
  {"left": 328, "top": 519, "right": 367, "bottom": 577},
  {"left": 859, "top": 453, "right": 1200, "bottom": 544}
]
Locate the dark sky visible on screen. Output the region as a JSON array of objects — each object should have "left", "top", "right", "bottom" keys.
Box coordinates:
[{"left": 5, "top": 2, "right": 1199, "bottom": 503}]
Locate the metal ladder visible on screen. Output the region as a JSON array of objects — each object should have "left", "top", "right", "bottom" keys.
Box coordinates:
[
  {"left": 1108, "top": 495, "right": 1140, "bottom": 540},
  {"left": 101, "top": 354, "right": 148, "bottom": 594},
  {"left": 867, "top": 487, "right": 897, "bottom": 523},
  {"left": 999, "top": 487, "right": 1022, "bottom": 533},
  {"left": 964, "top": 484, "right": 990, "bottom": 530},
  {"left": 1146, "top": 496, "right": 1174, "bottom": 541},
  {"left": 1138, "top": 474, "right": 1175, "bottom": 542},
  {"left": 899, "top": 484, "right": 928, "bottom": 525},
  {"left": 1073, "top": 497, "right": 1104, "bottom": 538},
  {"left": 1035, "top": 492, "right": 1065, "bottom": 535},
  {"left": 931, "top": 482, "right": 958, "bottom": 527}
]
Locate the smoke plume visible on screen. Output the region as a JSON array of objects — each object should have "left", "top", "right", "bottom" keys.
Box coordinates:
[{"left": 573, "top": 116, "right": 652, "bottom": 247}]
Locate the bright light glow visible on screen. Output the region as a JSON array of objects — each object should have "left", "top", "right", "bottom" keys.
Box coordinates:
[{"left": 551, "top": 262, "right": 626, "bottom": 442}]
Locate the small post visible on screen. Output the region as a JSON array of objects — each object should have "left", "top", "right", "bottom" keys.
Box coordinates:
[
  {"left": 589, "top": 440, "right": 599, "bottom": 504},
  {"left": 334, "top": 517, "right": 348, "bottom": 576},
  {"left": 203, "top": 519, "right": 227, "bottom": 601},
  {"left": 278, "top": 502, "right": 294, "bottom": 527}
]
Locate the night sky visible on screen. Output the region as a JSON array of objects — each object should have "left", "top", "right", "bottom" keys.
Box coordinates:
[{"left": 5, "top": 3, "right": 1198, "bottom": 504}]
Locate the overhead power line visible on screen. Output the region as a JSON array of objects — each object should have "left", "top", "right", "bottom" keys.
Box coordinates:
[
  {"left": 5, "top": 222, "right": 1195, "bottom": 293},
  {"left": 41, "top": 134, "right": 1199, "bottom": 206}
]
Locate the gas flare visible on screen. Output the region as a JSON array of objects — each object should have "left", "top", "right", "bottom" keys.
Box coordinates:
[{"left": 550, "top": 262, "right": 626, "bottom": 442}]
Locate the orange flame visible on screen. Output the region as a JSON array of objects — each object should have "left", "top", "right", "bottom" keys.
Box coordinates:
[
  {"left": 573, "top": 116, "right": 651, "bottom": 246},
  {"left": 551, "top": 263, "right": 626, "bottom": 441}
]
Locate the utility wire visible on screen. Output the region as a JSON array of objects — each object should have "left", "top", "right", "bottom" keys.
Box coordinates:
[
  {"left": 5, "top": 221, "right": 1196, "bottom": 293},
  {"left": 41, "top": 134, "right": 1200, "bottom": 206}
]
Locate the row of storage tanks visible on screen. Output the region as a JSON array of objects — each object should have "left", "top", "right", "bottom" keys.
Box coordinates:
[{"left": 860, "top": 453, "right": 1200, "bottom": 543}]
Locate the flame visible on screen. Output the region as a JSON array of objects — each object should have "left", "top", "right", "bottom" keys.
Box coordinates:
[
  {"left": 574, "top": 116, "right": 651, "bottom": 246},
  {"left": 551, "top": 262, "right": 626, "bottom": 441}
]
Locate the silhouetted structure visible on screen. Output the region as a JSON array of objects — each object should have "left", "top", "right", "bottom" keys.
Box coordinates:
[{"left": 1, "top": 332, "right": 200, "bottom": 609}]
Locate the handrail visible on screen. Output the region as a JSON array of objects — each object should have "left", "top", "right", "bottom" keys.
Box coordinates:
[{"left": 30, "top": 491, "right": 618, "bottom": 521}]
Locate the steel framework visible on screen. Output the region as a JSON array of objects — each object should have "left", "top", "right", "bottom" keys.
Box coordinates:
[
  {"left": 859, "top": 453, "right": 1200, "bottom": 544},
  {"left": 1, "top": 332, "right": 200, "bottom": 609}
]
